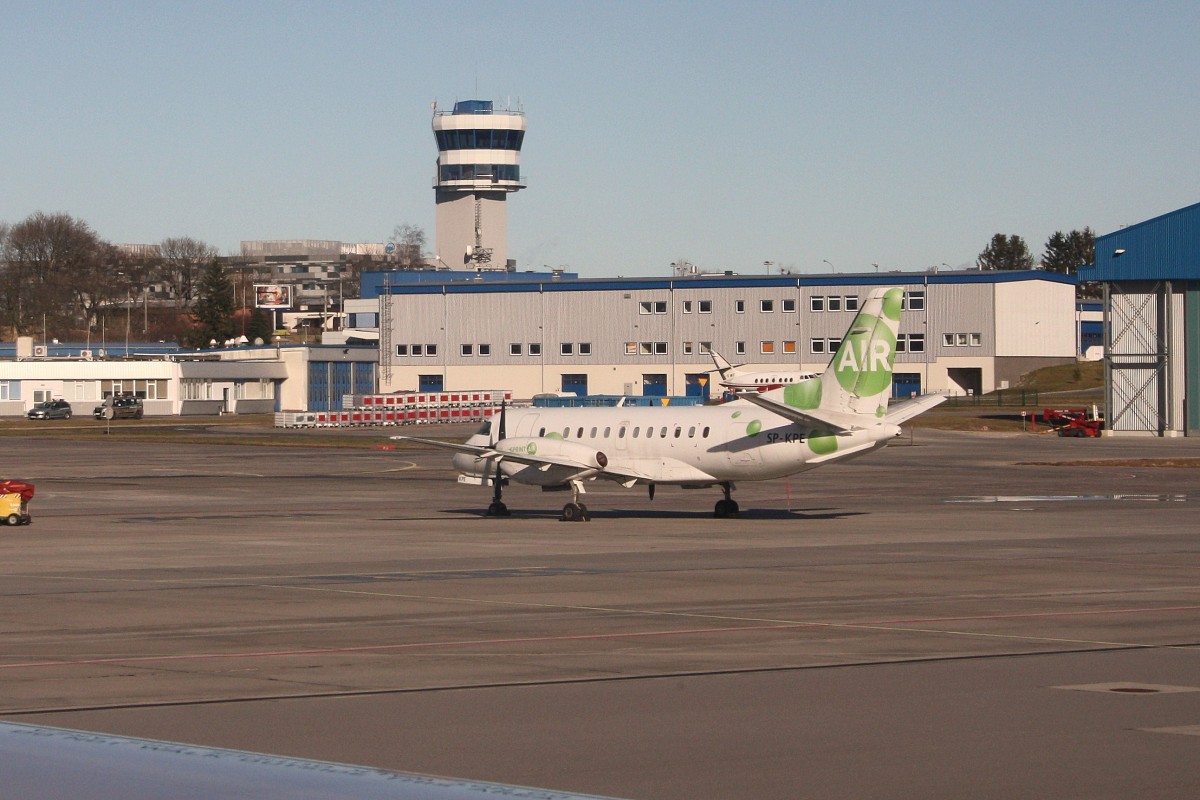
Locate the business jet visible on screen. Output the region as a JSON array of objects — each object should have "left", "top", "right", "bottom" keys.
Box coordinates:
[
  {"left": 393, "top": 287, "right": 944, "bottom": 521},
  {"left": 708, "top": 350, "right": 819, "bottom": 392}
]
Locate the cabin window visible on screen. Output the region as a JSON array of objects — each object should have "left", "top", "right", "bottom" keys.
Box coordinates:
[
  {"left": 619, "top": 426, "right": 626, "bottom": 437},
  {"left": 538, "top": 427, "right": 545, "bottom": 436},
  {"left": 702, "top": 426, "right": 710, "bottom": 438},
  {"left": 576, "top": 427, "right": 584, "bottom": 438},
  {"left": 589, "top": 427, "right": 597, "bottom": 438},
  {"left": 688, "top": 426, "right": 696, "bottom": 438},
  {"left": 632, "top": 426, "right": 640, "bottom": 437},
  {"left": 603, "top": 426, "right": 611, "bottom": 437},
  {"left": 673, "top": 426, "right": 682, "bottom": 438},
  {"left": 660, "top": 427, "right": 668, "bottom": 438},
  {"left": 563, "top": 427, "right": 570, "bottom": 437}
]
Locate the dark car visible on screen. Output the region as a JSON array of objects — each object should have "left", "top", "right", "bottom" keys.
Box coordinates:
[
  {"left": 27, "top": 400, "right": 73, "bottom": 420},
  {"left": 93, "top": 396, "right": 144, "bottom": 420}
]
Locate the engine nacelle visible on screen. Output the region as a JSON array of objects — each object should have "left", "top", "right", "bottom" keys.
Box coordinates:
[{"left": 494, "top": 437, "right": 608, "bottom": 470}]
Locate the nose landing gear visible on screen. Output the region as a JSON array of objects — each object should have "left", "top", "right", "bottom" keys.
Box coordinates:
[{"left": 560, "top": 479, "right": 591, "bottom": 522}]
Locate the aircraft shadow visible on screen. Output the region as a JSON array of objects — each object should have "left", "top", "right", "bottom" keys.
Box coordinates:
[{"left": 439, "top": 507, "right": 864, "bottom": 522}]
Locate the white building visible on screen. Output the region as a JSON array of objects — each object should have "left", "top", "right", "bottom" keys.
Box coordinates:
[{"left": 358, "top": 270, "right": 1077, "bottom": 399}]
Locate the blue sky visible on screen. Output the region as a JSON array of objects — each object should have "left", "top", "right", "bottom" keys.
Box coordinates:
[{"left": 4, "top": 1, "right": 1198, "bottom": 277}]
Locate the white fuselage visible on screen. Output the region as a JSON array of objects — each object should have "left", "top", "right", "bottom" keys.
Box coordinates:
[{"left": 453, "top": 401, "right": 900, "bottom": 488}]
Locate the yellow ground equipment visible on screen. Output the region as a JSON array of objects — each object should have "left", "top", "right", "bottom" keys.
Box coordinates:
[{"left": 0, "top": 480, "right": 34, "bottom": 526}]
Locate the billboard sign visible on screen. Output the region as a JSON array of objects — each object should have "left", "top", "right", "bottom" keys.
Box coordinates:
[{"left": 255, "top": 284, "right": 292, "bottom": 309}]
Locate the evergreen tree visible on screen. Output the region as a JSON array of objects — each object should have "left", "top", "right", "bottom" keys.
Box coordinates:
[
  {"left": 246, "top": 307, "right": 274, "bottom": 345},
  {"left": 186, "top": 260, "right": 236, "bottom": 348},
  {"left": 1042, "top": 227, "right": 1095, "bottom": 276},
  {"left": 978, "top": 234, "right": 1034, "bottom": 271}
]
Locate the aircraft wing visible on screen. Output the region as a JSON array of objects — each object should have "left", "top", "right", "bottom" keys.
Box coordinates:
[
  {"left": 0, "top": 721, "right": 625, "bottom": 800},
  {"left": 391, "top": 436, "right": 655, "bottom": 485},
  {"left": 735, "top": 391, "right": 866, "bottom": 433},
  {"left": 885, "top": 393, "right": 947, "bottom": 424}
]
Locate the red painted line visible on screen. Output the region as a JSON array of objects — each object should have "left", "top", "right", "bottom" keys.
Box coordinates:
[
  {"left": 5, "top": 604, "right": 1198, "bottom": 672},
  {"left": 0, "top": 623, "right": 814, "bottom": 671}
]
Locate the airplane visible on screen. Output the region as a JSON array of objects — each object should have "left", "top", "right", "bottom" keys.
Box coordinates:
[
  {"left": 393, "top": 287, "right": 945, "bottom": 521},
  {"left": 0, "top": 721, "right": 624, "bottom": 799},
  {"left": 708, "top": 349, "right": 819, "bottom": 393}
]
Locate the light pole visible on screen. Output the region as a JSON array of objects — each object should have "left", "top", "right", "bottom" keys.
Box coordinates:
[{"left": 822, "top": 259, "right": 835, "bottom": 273}]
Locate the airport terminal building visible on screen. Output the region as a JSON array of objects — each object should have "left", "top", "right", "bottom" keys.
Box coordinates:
[{"left": 354, "top": 270, "right": 1077, "bottom": 400}]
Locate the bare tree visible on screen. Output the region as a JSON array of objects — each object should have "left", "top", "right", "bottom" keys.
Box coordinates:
[
  {"left": 389, "top": 223, "right": 427, "bottom": 269},
  {"left": 3, "top": 212, "right": 107, "bottom": 336},
  {"left": 160, "top": 236, "right": 218, "bottom": 309}
]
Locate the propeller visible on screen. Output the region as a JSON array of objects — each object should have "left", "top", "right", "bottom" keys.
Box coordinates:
[{"left": 491, "top": 401, "right": 506, "bottom": 507}]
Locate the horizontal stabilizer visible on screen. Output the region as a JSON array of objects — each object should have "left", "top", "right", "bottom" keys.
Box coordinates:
[
  {"left": 885, "top": 393, "right": 947, "bottom": 424},
  {"left": 736, "top": 391, "right": 867, "bottom": 433}
]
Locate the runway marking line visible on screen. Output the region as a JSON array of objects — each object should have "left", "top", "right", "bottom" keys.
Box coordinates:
[{"left": 3, "top": 595, "right": 1198, "bottom": 672}]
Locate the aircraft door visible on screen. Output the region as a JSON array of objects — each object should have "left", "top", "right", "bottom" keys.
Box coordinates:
[
  {"left": 514, "top": 413, "right": 539, "bottom": 438},
  {"left": 726, "top": 417, "right": 763, "bottom": 467}
]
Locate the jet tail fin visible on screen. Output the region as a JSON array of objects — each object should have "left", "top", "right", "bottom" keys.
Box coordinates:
[{"left": 709, "top": 350, "right": 735, "bottom": 376}]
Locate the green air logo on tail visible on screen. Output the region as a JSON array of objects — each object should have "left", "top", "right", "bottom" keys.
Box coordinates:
[{"left": 833, "top": 289, "right": 902, "bottom": 396}]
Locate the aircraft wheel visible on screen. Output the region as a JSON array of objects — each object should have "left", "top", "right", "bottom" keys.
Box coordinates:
[
  {"left": 561, "top": 502, "right": 586, "bottom": 522},
  {"left": 486, "top": 501, "right": 510, "bottom": 517},
  {"left": 577, "top": 503, "right": 591, "bottom": 522},
  {"left": 6, "top": 514, "right": 19, "bottom": 526},
  {"left": 714, "top": 499, "right": 740, "bottom": 518}
]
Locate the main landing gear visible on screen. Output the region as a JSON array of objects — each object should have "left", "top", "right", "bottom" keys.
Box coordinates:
[
  {"left": 714, "top": 481, "right": 740, "bottom": 518},
  {"left": 560, "top": 480, "right": 591, "bottom": 522},
  {"left": 486, "top": 461, "right": 510, "bottom": 517}
]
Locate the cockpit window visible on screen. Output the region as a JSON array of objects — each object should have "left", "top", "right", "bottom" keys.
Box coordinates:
[{"left": 476, "top": 420, "right": 492, "bottom": 436}]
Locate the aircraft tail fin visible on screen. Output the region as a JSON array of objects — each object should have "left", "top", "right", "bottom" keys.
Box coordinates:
[
  {"left": 709, "top": 350, "right": 734, "bottom": 376},
  {"left": 769, "top": 287, "right": 902, "bottom": 422}
]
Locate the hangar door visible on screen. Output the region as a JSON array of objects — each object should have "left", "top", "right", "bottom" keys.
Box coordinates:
[{"left": 1106, "top": 282, "right": 1184, "bottom": 435}]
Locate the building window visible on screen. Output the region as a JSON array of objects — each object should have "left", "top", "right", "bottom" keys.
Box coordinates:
[
  {"left": 956, "top": 333, "right": 968, "bottom": 346},
  {"left": 698, "top": 300, "right": 712, "bottom": 314},
  {"left": 735, "top": 300, "right": 745, "bottom": 313},
  {"left": 579, "top": 342, "right": 591, "bottom": 356},
  {"left": 426, "top": 344, "right": 437, "bottom": 357},
  {"left": 760, "top": 341, "right": 775, "bottom": 354},
  {"left": 529, "top": 343, "right": 542, "bottom": 356},
  {"left": 782, "top": 298, "right": 796, "bottom": 313},
  {"left": 626, "top": 342, "right": 638, "bottom": 355},
  {"left": 479, "top": 344, "right": 491, "bottom": 356},
  {"left": 461, "top": 344, "right": 473, "bottom": 357},
  {"left": 904, "top": 290, "right": 925, "bottom": 311},
  {"left": 510, "top": 343, "right": 522, "bottom": 356},
  {"left": 907, "top": 334, "right": 925, "bottom": 353},
  {"left": 682, "top": 341, "right": 694, "bottom": 355},
  {"left": 943, "top": 333, "right": 955, "bottom": 347},
  {"left": 782, "top": 340, "right": 797, "bottom": 354},
  {"left": 640, "top": 300, "right": 667, "bottom": 314},
  {"left": 654, "top": 341, "right": 667, "bottom": 355},
  {"left": 735, "top": 341, "right": 746, "bottom": 355},
  {"left": 639, "top": 301, "right": 653, "bottom": 315},
  {"left": 810, "top": 296, "right": 824, "bottom": 312},
  {"left": 969, "top": 333, "right": 982, "bottom": 346},
  {"left": 699, "top": 341, "right": 712, "bottom": 354},
  {"left": 411, "top": 344, "right": 423, "bottom": 356},
  {"left": 811, "top": 339, "right": 826, "bottom": 354},
  {"left": 561, "top": 342, "right": 574, "bottom": 355},
  {"left": 682, "top": 301, "right": 693, "bottom": 313},
  {"left": 828, "top": 338, "right": 841, "bottom": 351},
  {"left": 396, "top": 344, "right": 408, "bottom": 356},
  {"left": 760, "top": 300, "right": 774, "bottom": 313},
  {"left": 845, "top": 295, "right": 859, "bottom": 311},
  {"left": 828, "top": 296, "right": 842, "bottom": 312}
]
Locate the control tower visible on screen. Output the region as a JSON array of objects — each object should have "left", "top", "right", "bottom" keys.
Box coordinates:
[{"left": 432, "top": 99, "right": 526, "bottom": 270}]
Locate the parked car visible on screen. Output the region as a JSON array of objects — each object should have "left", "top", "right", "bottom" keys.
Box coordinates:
[
  {"left": 27, "top": 400, "right": 73, "bottom": 420},
  {"left": 93, "top": 396, "right": 144, "bottom": 420}
]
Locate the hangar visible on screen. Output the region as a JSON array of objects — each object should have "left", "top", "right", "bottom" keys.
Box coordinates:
[
  {"left": 357, "top": 270, "right": 1077, "bottom": 400},
  {"left": 1081, "top": 200, "right": 1200, "bottom": 436}
]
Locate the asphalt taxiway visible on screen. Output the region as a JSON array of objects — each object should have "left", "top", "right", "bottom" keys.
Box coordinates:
[{"left": 2, "top": 428, "right": 1198, "bottom": 798}]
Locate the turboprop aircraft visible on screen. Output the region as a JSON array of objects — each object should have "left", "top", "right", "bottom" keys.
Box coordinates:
[
  {"left": 393, "top": 287, "right": 945, "bottom": 521},
  {"left": 708, "top": 350, "right": 819, "bottom": 392}
]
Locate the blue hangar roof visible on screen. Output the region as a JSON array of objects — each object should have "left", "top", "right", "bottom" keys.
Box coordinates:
[
  {"left": 363, "top": 269, "right": 1073, "bottom": 298},
  {"left": 1081, "top": 200, "right": 1200, "bottom": 282}
]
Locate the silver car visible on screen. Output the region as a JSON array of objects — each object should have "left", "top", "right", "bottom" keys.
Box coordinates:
[{"left": 27, "top": 400, "right": 73, "bottom": 420}]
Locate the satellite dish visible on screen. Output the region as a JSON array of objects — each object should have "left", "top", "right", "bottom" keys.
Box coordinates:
[{"left": 384, "top": 243, "right": 396, "bottom": 254}]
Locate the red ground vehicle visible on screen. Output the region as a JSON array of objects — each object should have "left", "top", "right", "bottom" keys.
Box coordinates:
[
  {"left": 0, "top": 480, "right": 34, "bottom": 525},
  {"left": 1040, "top": 408, "right": 1104, "bottom": 437}
]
